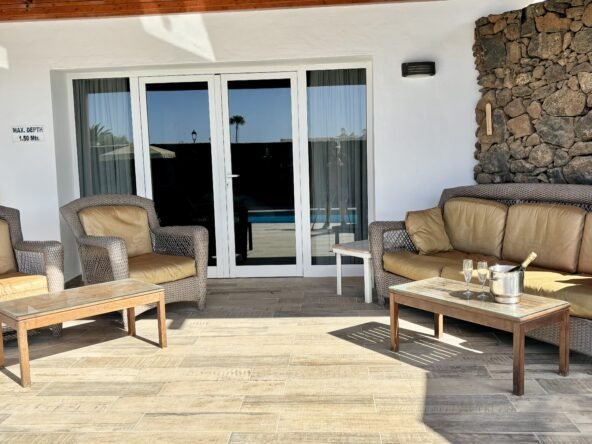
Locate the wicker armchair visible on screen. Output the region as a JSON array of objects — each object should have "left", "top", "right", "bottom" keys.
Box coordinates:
[
  {"left": 60, "top": 194, "right": 208, "bottom": 322},
  {"left": 369, "top": 183, "right": 592, "bottom": 356},
  {"left": 0, "top": 205, "right": 64, "bottom": 336}
]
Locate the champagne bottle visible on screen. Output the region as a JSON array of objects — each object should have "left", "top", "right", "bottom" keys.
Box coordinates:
[{"left": 508, "top": 252, "right": 537, "bottom": 273}]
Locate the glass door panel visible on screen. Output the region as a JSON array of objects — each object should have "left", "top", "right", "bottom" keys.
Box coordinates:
[
  {"left": 222, "top": 75, "right": 302, "bottom": 276},
  {"left": 142, "top": 80, "right": 220, "bottom": 268}
]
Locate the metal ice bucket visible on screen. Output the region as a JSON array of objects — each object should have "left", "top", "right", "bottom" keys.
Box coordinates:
[{"left": 489, "top": 265, "right": 523, "bottom": 304}]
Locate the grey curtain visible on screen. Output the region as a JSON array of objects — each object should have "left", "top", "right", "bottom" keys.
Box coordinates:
[
  {"left": 73, "top": 78, "right": 136, "bottom": 197},
  {"left": 307, "top": 69, "right": 368, "bottom": 264}
]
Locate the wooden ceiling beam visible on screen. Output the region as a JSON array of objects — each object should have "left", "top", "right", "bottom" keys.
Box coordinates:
[{"left": 0, "top": 0, "right": 434, "bottom": 22}]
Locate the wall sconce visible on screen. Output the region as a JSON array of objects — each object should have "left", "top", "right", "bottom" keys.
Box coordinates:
[{"left": 402, "top": 62, "right": 436, "bottom": 78}]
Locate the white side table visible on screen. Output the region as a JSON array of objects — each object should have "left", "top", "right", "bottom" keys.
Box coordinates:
[{"left": 332, "top": 240, "right": 373, "bottom": 304}]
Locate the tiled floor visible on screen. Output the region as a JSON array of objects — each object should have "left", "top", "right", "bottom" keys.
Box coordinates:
[{"left": 0, "top": 277, "right": 590, "bottom": 443}]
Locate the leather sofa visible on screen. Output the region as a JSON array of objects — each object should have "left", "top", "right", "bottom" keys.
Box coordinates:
[{"left": 369, "top": 184, "right": 592, "bottom": 356}]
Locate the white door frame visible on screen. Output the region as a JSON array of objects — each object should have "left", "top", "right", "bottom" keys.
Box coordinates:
[
  {"left": 137, "top": 74, "right": 228, "bottom": 278},
  {"left": 219, "top": 72, "right": 304, "bottom": 278}
]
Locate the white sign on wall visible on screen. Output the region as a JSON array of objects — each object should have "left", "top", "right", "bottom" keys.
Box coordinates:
[{"left": 11, "top": 125, "right": 44, "bottom": 143}]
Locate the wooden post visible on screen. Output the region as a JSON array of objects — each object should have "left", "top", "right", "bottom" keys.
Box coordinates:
[
  {"left": 127, "top": 307, "right": 136, "bottom": 336},
  {"left": 156, "top": 293, "right": 168, "bottom": 349},
  {"left": 434, "top": 313, "right": 444, "bottom": 339},
  {"left": 512, "top": 323, "right": 525, "bottom": 396},
  {"left": 17, "top": 323, "right": 31, "bottom": 388},
  {"left": 390, "top": 293, "right": 399, "bottom": 352}
]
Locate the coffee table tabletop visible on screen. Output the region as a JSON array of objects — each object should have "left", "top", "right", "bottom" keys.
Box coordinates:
[{"left": 389, "top": 277, "right": 570, "bottom": 396}]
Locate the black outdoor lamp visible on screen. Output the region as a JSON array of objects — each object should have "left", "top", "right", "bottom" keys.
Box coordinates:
[
  {"left": 402, "top": 61, "right": 436, "bottom": 77},
  {"left": 191, "top": 130, "right": 197, "bottom": 143}
]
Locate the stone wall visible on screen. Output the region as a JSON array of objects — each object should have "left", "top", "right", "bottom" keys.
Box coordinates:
[{"left": 474, "top": 0, "right": 592, "bottom": 184}]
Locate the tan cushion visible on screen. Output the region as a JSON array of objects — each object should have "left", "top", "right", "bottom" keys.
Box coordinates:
[
  {"left": 502, "top": 204, "right": 586, "bottom": 273},
  {"left": 405, "top": 208, "right": 453, "bottom": 255},
  {"left": 79, "top": 206, "right": 153, "bottom": 258},
  {"left": 383, "top": 250, "right": 460, "bottom": 281},
  {"left": 523, "top": 270, "right": 592, "bottom": 319},
  {"left": 0, "top": 219, "right": 16, "bottom": 275},
  {"left": 129, "top": 253, "right": 196, "bottom": 285},
  {"left": 443, "top": 197, "right": 508, "bottom": 258},
  {"left": 578, "top": 213, "right": 592, "bottom": 274},
  {"left": 0, "top": 272, "right": 48, "bottom": 301}
]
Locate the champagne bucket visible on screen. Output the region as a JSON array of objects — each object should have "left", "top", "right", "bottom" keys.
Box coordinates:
[{"left": 489, "top": 265, "right": 523, "bottom": 304}]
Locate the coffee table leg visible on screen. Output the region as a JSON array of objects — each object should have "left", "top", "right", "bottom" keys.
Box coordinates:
[
  {"left": 512, "top": 323, "right": 525, "bottom": 396},
  {"left": 363, "top": 258, "right": 373, "bottom": 304},
  {"left": 17, "top": 323, "right": 31, "bottom": 388},
  {"left": 559, "top": 309, "right": 570, "bottom": 377},
  {"left": 156, "top": 294, "right": 167, "bottom": 348},
  {"left": 390, "top": 294, "right": 399, "bottom": 352},
  {"left": 127, "top": 307, "right": 136, "bottom": 336},
  {"left": 0, "top": 322, "right": 4, "bottom": 368},
  {"left": 434, "top": 313, "right": 443, "bottom": 339},
  {"left": 336, "top": 253, "right": 342, "bottom": 296}
]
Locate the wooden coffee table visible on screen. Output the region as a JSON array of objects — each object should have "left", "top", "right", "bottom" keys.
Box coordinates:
[
  {"left": 0, "top": 279, "right": 167, "bottom": 387},
  {"left": 389, "top": 277, "right": 570, "bottom": 396}
]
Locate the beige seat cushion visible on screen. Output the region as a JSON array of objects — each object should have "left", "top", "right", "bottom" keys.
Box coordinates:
[
  {"left": 383, "top": 250, "right": 461, "bottom": 281},
  {"left": 405, "top": 208, "right": 453, "bottom": 255},
  {"left": 0, "top": 219, "right": 16, "bottom": 275},
  {"left": 578, "top": 213, "right": 592, "bottom": 274},
  {"left": 129, "top": 253, "right": 196, "bottom": 285},
  {"left": 79, "top": 206, "right": 153, "bottom": 257},
  {"left": 443, "top": 197, "right": 508, "bottom": 258},
  {"left": 502, "top": 203, "right": 586, "bottom": 273},
  {"left": 523, "top": 270, "right": 592, "bottom": 319},
  {"left": 0, "top": 272, "right": 48, "bottom": 301}
]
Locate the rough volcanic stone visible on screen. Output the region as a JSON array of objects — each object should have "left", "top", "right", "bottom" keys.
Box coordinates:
[
  {"left": 533, "top": 65, "right": 546, "bottom": 79},
  {"left": 574, "top": 75, "right": 592, "bottom": 98},
  {"left": 564, "top": 32, "right": 574, "bottom": 51},
  {"left": 493, "top": 20, "right": 507, "bottom": 34},
  {"left": 569, "top": 62, "right": 592, "bottom": 74},
  {"left": 567, "top": 76, "right": 580, "bottom": 90},
  {"left": 545, "top": 0, "right": 570, "bottom": 14},
  {"left": 535, "top": 12, "right": 572, "bottom": 32},
  {"left": 569, "top": 141, "right": 592, "bottom": 156},
  {"left": 526, "top": 133, "right": 541, "bottom": 146},
  {"left": 496, "top": 88, "right": 513, "bottom": 107},
  {"left": 507, "top": 42, "right": 522, "bottom": 64},
  {"left": 528, "top": 32, "right": 563, "bottom": 59},
  {"left": 478, "top": 108, "right": 508, "bottom": 144},
  {"left": 571, "top": 28, "right": 592, "bottom": 53},
  {"left": 510, "top": 159, "right": 537, "bottom": 173},
  {"left": 563, "top": 156, "right": 592, "bottom": 183},
  {"left": 535, "top": 116, "right": 575, "bottom": 147},
  {"left": 510, "top": 143, "right": 531, "bottom": 159},
  {"left": 505, "top": 23, "right": 521, "bottom": 40},
  {"left": 554, "top": 149, "right": 571, "bottom": 166},
  {"left": 516, "top": 73, "right": 532, "bottom": 86},
  {"left": 546, "top": 64, "right": 568, "bottom": 82},
  {"left": 567, "top": 6, "right": 584, "bottom": 19},
  {"left": 513, "top": 86, "right": 532, "bottom": 97},
  {"left": 504, "top": 99, "right": 526, "bottom": 118},
  {"left": 507, "top": 114, "right": 534, "bottom": 137},
  {"left": 583, "top": 4, "right": 592, "bottom": 26},
  {"left": 572, "top": 20, "right": 584, "bottom": 32},
  {"left": 527, "top": 101, "right": 543, "bottom": 119},
  {"left": 481, "top": 34, "right": 508, "bottom": 70},
  {"left": 542, "top": 88, "right": 586, "bottom": 116},
  {"left": 575, "top": 111, "right": 592, "bottom": 141},
  {"left": 481, "top": 144, "right": 511, "bottom": 173},
  {"left": 476, "top": 173, "right": 494, "bottom": 184},
  {"left": 528, "top": 144, "right": 555, "bottom": 167},
  {"left": 548, "top": 167, "right": 567, "bottom": 183},
  {"left": 532, "top": 84, "right": 557, "bottom": 101}
]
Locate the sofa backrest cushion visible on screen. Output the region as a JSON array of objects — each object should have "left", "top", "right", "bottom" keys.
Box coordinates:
[
  {"left": 0, "top": 219, "right": 16, "bottom": 274},
  {"left": 405, "top": 207, "right": 453, "bottom": 255},
  {"left": 443, "top": 197, "right": 508, "bottom": 258},
  {"left": 79, "top": 205, "right": 153, "bottom": 258},
  {"left": 578, "top": 213, "right": 592, "bottom": 274},
  {"left": 503, "top": 203, "right": 586, "bottom": 273}
]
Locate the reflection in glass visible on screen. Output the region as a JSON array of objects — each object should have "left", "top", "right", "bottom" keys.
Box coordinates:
[
  {"left": 307, "top": 69, "right": 368, "bottom": 265},
  {"left": 227, "top": 79, "right": 296, "bottom": 266},
  {"left": 73, "top": 78, "right": 135, "bottom": 196},
  {"left": 145, "top": 82, "right": 217, "bottom": 266}
]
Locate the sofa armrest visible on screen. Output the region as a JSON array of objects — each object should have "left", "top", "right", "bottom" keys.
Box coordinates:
[
  {"left": 78, "top": 235, "right": 129, "bottom": 282},
  {"left": 14, "top": 241, "right": 64, "bottom": 292},
  {"left": 152, "top": 226, "right": 209, "bottom": 278}
]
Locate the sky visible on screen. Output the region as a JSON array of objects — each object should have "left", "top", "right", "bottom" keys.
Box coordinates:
[{"left": 88, "top": 83, "right": 367, "bottom": 145}]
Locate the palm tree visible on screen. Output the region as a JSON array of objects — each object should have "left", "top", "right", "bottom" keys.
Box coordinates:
[{"left": 229, "top": 115, "right": 246, "bottom": 143}]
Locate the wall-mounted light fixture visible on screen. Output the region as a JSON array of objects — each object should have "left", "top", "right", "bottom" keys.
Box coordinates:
[
  {"left": 402, "top": 62, "right": 436, "bottom": 78},
  {"left": 191, "top": 129, "right": 197, "bottom": 143}
]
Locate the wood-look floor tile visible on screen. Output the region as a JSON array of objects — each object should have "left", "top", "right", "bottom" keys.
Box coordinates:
[
  {"left": 72, "top": 356, "right": 183, "bottom": 368},
  {"left": 537, "top": 434, "right": 592, "bottom": 443},
  {"left": 375, "top": 394, "right": 515, "bottom": 414},
  {"left": 137, "top": 367, "right": 252, "bottom": 382},
  {"left": 277, "top": 412, "right": 426, "bottom": 433},
  {"left": 512, "top": 395, "right": 592, "bottom": 412},
  {"left": 159, "top": 381, "right": 285, "bottom": 396},
  {"left": 0, "top": 432, "right": 230, "bottom": 443},
  {"left": 135, "top": 412, "right": 278, "bottom": 432},
  {"left": 250, "top": 365, "right": 370, "bottom": 381},
  {"left": 180, "top": 355, "right": 290, "bottom": 367},
  {"left": 110, "top": 395, "right": 243, "bottom": 413},
  {"left": 413, "top": 433, "right": 540, "bottom": 443},
  {"left": 0, "top": 412, "right": 142, "bottom": 432},
  {"left": 229, "top": 432, "right": 381, "bottom": 443},
  {"left": 537, "top": 379, "right": 592, "bottom": 394},
  {"left": 39, "top": 382, "right": 163, "bottom": 397},
  {"left": 241, "top": 395, "right": 375, "bottom": 413}
]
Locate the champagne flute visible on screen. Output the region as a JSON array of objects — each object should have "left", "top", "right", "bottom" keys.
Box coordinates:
[
  {"left": 477, "top": 261, "right": 489, "bottom": 299},
  {"left": 463, "top": 259, "right": 473, "bottom": 298}
]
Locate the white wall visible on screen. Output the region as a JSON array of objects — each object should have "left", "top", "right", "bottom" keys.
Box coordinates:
[{"left": 0, "top": 0, "right": 538, "bottom": 278}]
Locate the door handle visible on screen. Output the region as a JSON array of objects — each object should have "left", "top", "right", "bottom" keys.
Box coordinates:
[{"left": 226, "top": 174, "right": 240, "bottom": 178}]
